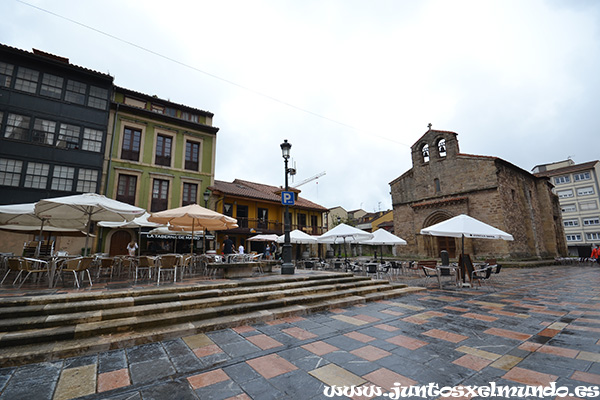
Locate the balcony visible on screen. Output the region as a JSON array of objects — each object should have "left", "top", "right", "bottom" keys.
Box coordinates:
[{"left": 225, "top": 218, "right": 325, "bottom": 236}]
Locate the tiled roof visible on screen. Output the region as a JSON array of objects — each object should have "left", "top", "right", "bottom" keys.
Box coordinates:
[
  {"left": 534, "top": 161, "right": 599, "bottom": 178},
  {"left": 1, "top": 43, "right": 113, "bottom": 80},
  {"left": 209, "top": 179, "right": 328, "bottom": 211}
]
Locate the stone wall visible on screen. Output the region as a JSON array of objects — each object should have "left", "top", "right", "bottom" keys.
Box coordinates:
[{"left": 390, "top": 129, "right": 566, "bottom": 261}]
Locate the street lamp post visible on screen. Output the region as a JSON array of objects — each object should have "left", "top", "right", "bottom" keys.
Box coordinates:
[{"left": 280, "top": 139, "right": 294, "bottom": 275}]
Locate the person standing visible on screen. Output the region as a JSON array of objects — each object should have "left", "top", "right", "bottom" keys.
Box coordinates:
[
  {"left": 222, "top": 235, "right": 234, "bottom": 261},
  {"left": 265, "top": 244, "right": 271, "bottom": 260},
  {"left": 592, "top": 245, "right": 600, "bottom": 264},
  {"left": 127, "top": 240, "right": 138, "bottom": 257},
  {"left": 238, "top": 243, "right": 244, "bottom": 254}
]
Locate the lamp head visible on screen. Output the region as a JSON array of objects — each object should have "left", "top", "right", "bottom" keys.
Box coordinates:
[{"left": 280, "top": 139, "right": 292, "bottom": 159}]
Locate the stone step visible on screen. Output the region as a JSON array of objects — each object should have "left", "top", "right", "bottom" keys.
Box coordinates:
[
  {"left": 0, "top": 286, "right": 424, "bottom": 367},
  {"left": 0, "top": 275, "right": 372, "bottom": 319},
  {"left": 0, "top": 279, "right": 397, "bottom": 332},
  {"left": 0, "top": 281, "right": 404, "bottom": 347}
]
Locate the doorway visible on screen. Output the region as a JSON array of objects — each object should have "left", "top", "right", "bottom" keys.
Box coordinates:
[
  {"left": 437, "top": 236, "right": 456, "bottom": 258},
  {"left": 109, "top": 230, "right": 133, "bottom": 256}
]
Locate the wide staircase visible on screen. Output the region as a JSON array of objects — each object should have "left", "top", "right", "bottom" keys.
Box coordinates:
[{"left": 0, "top": 272, "right": 423, "bottom": 367}]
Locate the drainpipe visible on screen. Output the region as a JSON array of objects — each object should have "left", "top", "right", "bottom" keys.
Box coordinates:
[{"left": 104, "top": 102, "right": 120, "bottom": 196}]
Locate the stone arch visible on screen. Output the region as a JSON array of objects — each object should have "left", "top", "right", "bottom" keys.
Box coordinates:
[
  {"left": 436, "top": 137, "right": 447, "bottom": 158},
  {"left": 107, "top": 229, "right": 136, "bottom": 256},
  {"left": 420, "top": 143, "right": 430, "bottom": 163},
  {"left": 422, "top": 210, "right": 457, "bottom": 258}
]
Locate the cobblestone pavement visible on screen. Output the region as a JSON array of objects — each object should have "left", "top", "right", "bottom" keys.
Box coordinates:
[{"left": 1, "top": 264, "right": 600, "bottom": 399}]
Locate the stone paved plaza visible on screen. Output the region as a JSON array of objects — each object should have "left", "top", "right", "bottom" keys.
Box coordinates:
[{"left": 1, "top": 264, "right": 600, "bottom": 399}]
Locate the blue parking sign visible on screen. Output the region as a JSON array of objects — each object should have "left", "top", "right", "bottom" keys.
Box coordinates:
[{"left": 281, "top": 191, "right": 295, "bottom": 205}]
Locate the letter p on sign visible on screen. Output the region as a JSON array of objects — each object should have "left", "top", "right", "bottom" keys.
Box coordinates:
[{"left": 282, "top": 191, "right": 295, "bottom": 205}]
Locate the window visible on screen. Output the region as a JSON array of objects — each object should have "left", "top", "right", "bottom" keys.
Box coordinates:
[
  {"left": 185, "top": 141, "right": 200, "bottom": 171},
  {"left": 223, "top": 203, "right": 233, "bottom": 217},
  {"left": 4, "top": 113, "right": 30, "bottom": 141},
  {"left": 554, "top": 175, "right": 570, "bottom": 185},
  {"left": 40, "top": 73, "right": 63, "bottom": 99},
  {"left": 586, "top": 233, "right": 600, "bottom": 241},
  {"left": 434, "top": 178, "right": 441, "bottom": 193},
  {"left": 0, "top": 158, "right": 22, "bottom": 186},
  {"left": 57, "top": 123, "right": 80, "bottom": 149},
  {"left": 583, "top": 217, "right": 600, "bottom": 226},
  {"left": 155, "top": 135, "right": 172, "bottom": 166},
  {"left": 151, "top": 104, "right": 164, "bottom": 114},
  {"left": 0, "top": 62, "right": 14, "bottom": 87},
  {"left": 82, "top": 128, "right": 103, "bottom": 152},
  {"left": 51, "top": 166, "right": 75, "bottom": 191},
  {"left": 298, "top": 213, "right": 307, "bottom": 229},
  {"left": 87, "top": 86, "right": 108, "bottom": 110},
  {"left": 151, "top": 179, "right": 169, "bottom": 211},
  {"left": 189, "top": 114, "right": 199, "bottom": 123},
  {"left": 580, "top": 201, "right": 598, "bottom": 211},
  {"left": 77, "top": 169, "right": 98, "bottom": 192},
  {"left": 236, "top": 205, "right": 248, "bottom": 228},
  {"left": 566, "top": 234, "right": 582, "bottom": 242},
  {"left": 563, "top": 219, "right": 579, "bottom": 227},
  {"left": 577, "top": 187, "right": 594, "bottom": 196},
  {"left": 122, "top": 127, "right": 141, "bottom": 161},
  {"left": 116, "top": 174, "right": 137, "bottom": 205},
  {"left": 557, "top": 189, "right": 574, "bottom": 198},
  {"left": 14, "top": 67, "right": 39, "bottom": 93},
  {"left": 165, "top": 107, "right": 176, "bottom": 117},
  {"left": 182, "top": 182, "right": 197, "bottom": 206},
  {"left": 437, "top": 139, "right": 446, "bottom": 157},
  {"left": 421, "top": 144, "right": 430, "bottom": 163},
  {"left": 311, "top": 215, "right": 318, "bottom": 234},
  {"left": 258, "top": 208, "right": 268, "bottom": 229},
  {"left": 562, "top": 204, "right": 577, "bottom": 213},
  {"left": 33, "top": 118, "right": 57, "bottom": 145},
  {"left": 574, "top": 172, "right": 591, "bottom": 181},
  {"left": 64, "top": 80, "right": 86, "bottom": 105},
  {"left": 24, "top": 162, "right": 50, "bottom": 189}
]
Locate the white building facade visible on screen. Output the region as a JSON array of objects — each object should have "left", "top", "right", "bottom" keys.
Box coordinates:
[{"left": 533, "top": 159, "right": 600, "bottom": 257}]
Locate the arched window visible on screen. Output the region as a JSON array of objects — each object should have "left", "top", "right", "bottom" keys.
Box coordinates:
[
  {"left": 421, "top": 144, "right": 430, "bottom": 163},
  {"left": 437, "top": 139, "right": 446, "bottom": 158}
]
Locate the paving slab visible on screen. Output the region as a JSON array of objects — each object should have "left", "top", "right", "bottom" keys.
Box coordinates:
[{"left": 0, "top": 265, "right": 600, "bottom": 399}]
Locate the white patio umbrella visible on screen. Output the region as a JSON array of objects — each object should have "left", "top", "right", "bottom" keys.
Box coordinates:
[
  {"left": 98, "top": 212, "right": 163, "bottom": 257},
  {"left": 420, "top": 214, "right": 513, "bottom": 281},
  {"left": 35, "top": 193, "right": 145, "bottom": 255},
  {"left": 276, "top": 229, "right": 318, "bottom": 244},
  {"left": 248, "top": 234, "right": 279, "bottom": 242},
  {"left": 148, "top": 204, "right": 238, "bottom": 257},
  {"left": 359, "top": 228, "right": 407, "bottom": 261},
  {"left": 318, "top": 223, "right": 373, "bottom": 262},
  {"left": 0, "top": 203, "right": 86, "bottom": 256}
]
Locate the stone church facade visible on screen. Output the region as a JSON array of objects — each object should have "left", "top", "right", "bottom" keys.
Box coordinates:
[{"left": 390, "top": 128, "right": 567, "bottom": 260}]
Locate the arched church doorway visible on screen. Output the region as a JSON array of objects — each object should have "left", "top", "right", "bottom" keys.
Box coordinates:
[{"left": 423, "top": 211, "right": 457, "bottom": 258}]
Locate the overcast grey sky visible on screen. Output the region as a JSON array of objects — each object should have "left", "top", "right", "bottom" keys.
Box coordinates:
[{"left": 2, "top": 0, "right": 599, "bottom": 213}]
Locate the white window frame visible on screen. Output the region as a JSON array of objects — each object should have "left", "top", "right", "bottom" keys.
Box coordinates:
[
  {"left": 557, "top": 189, "right": 574, "bottom": 198},
  {"left": 562, "top": 204, "right": 577, "bottom": 213},
  {"left": 566, "top": 234, "right": 582, "bottom": 242},
  {"left": 583, "top": 217, "right": 600, "bottom": 226},
  {"left": 580, "top": 201, "right": 598, "bottom": 211},
  {"left": 574, "top": 172, "right": 591, "bottom": 182},
  {"left": 563, "top": 219, "right": 579, "bottom": 227},
  {"left": 554, "top": 175, "right": 571, "bottom": 185},
  {"left": 577, "top": 186, "right": 595, "bottom": 196}
]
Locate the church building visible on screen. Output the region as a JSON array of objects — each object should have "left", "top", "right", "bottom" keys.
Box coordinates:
[{"left": 389, "top": 127, "right": 567, "bottom": 260}]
